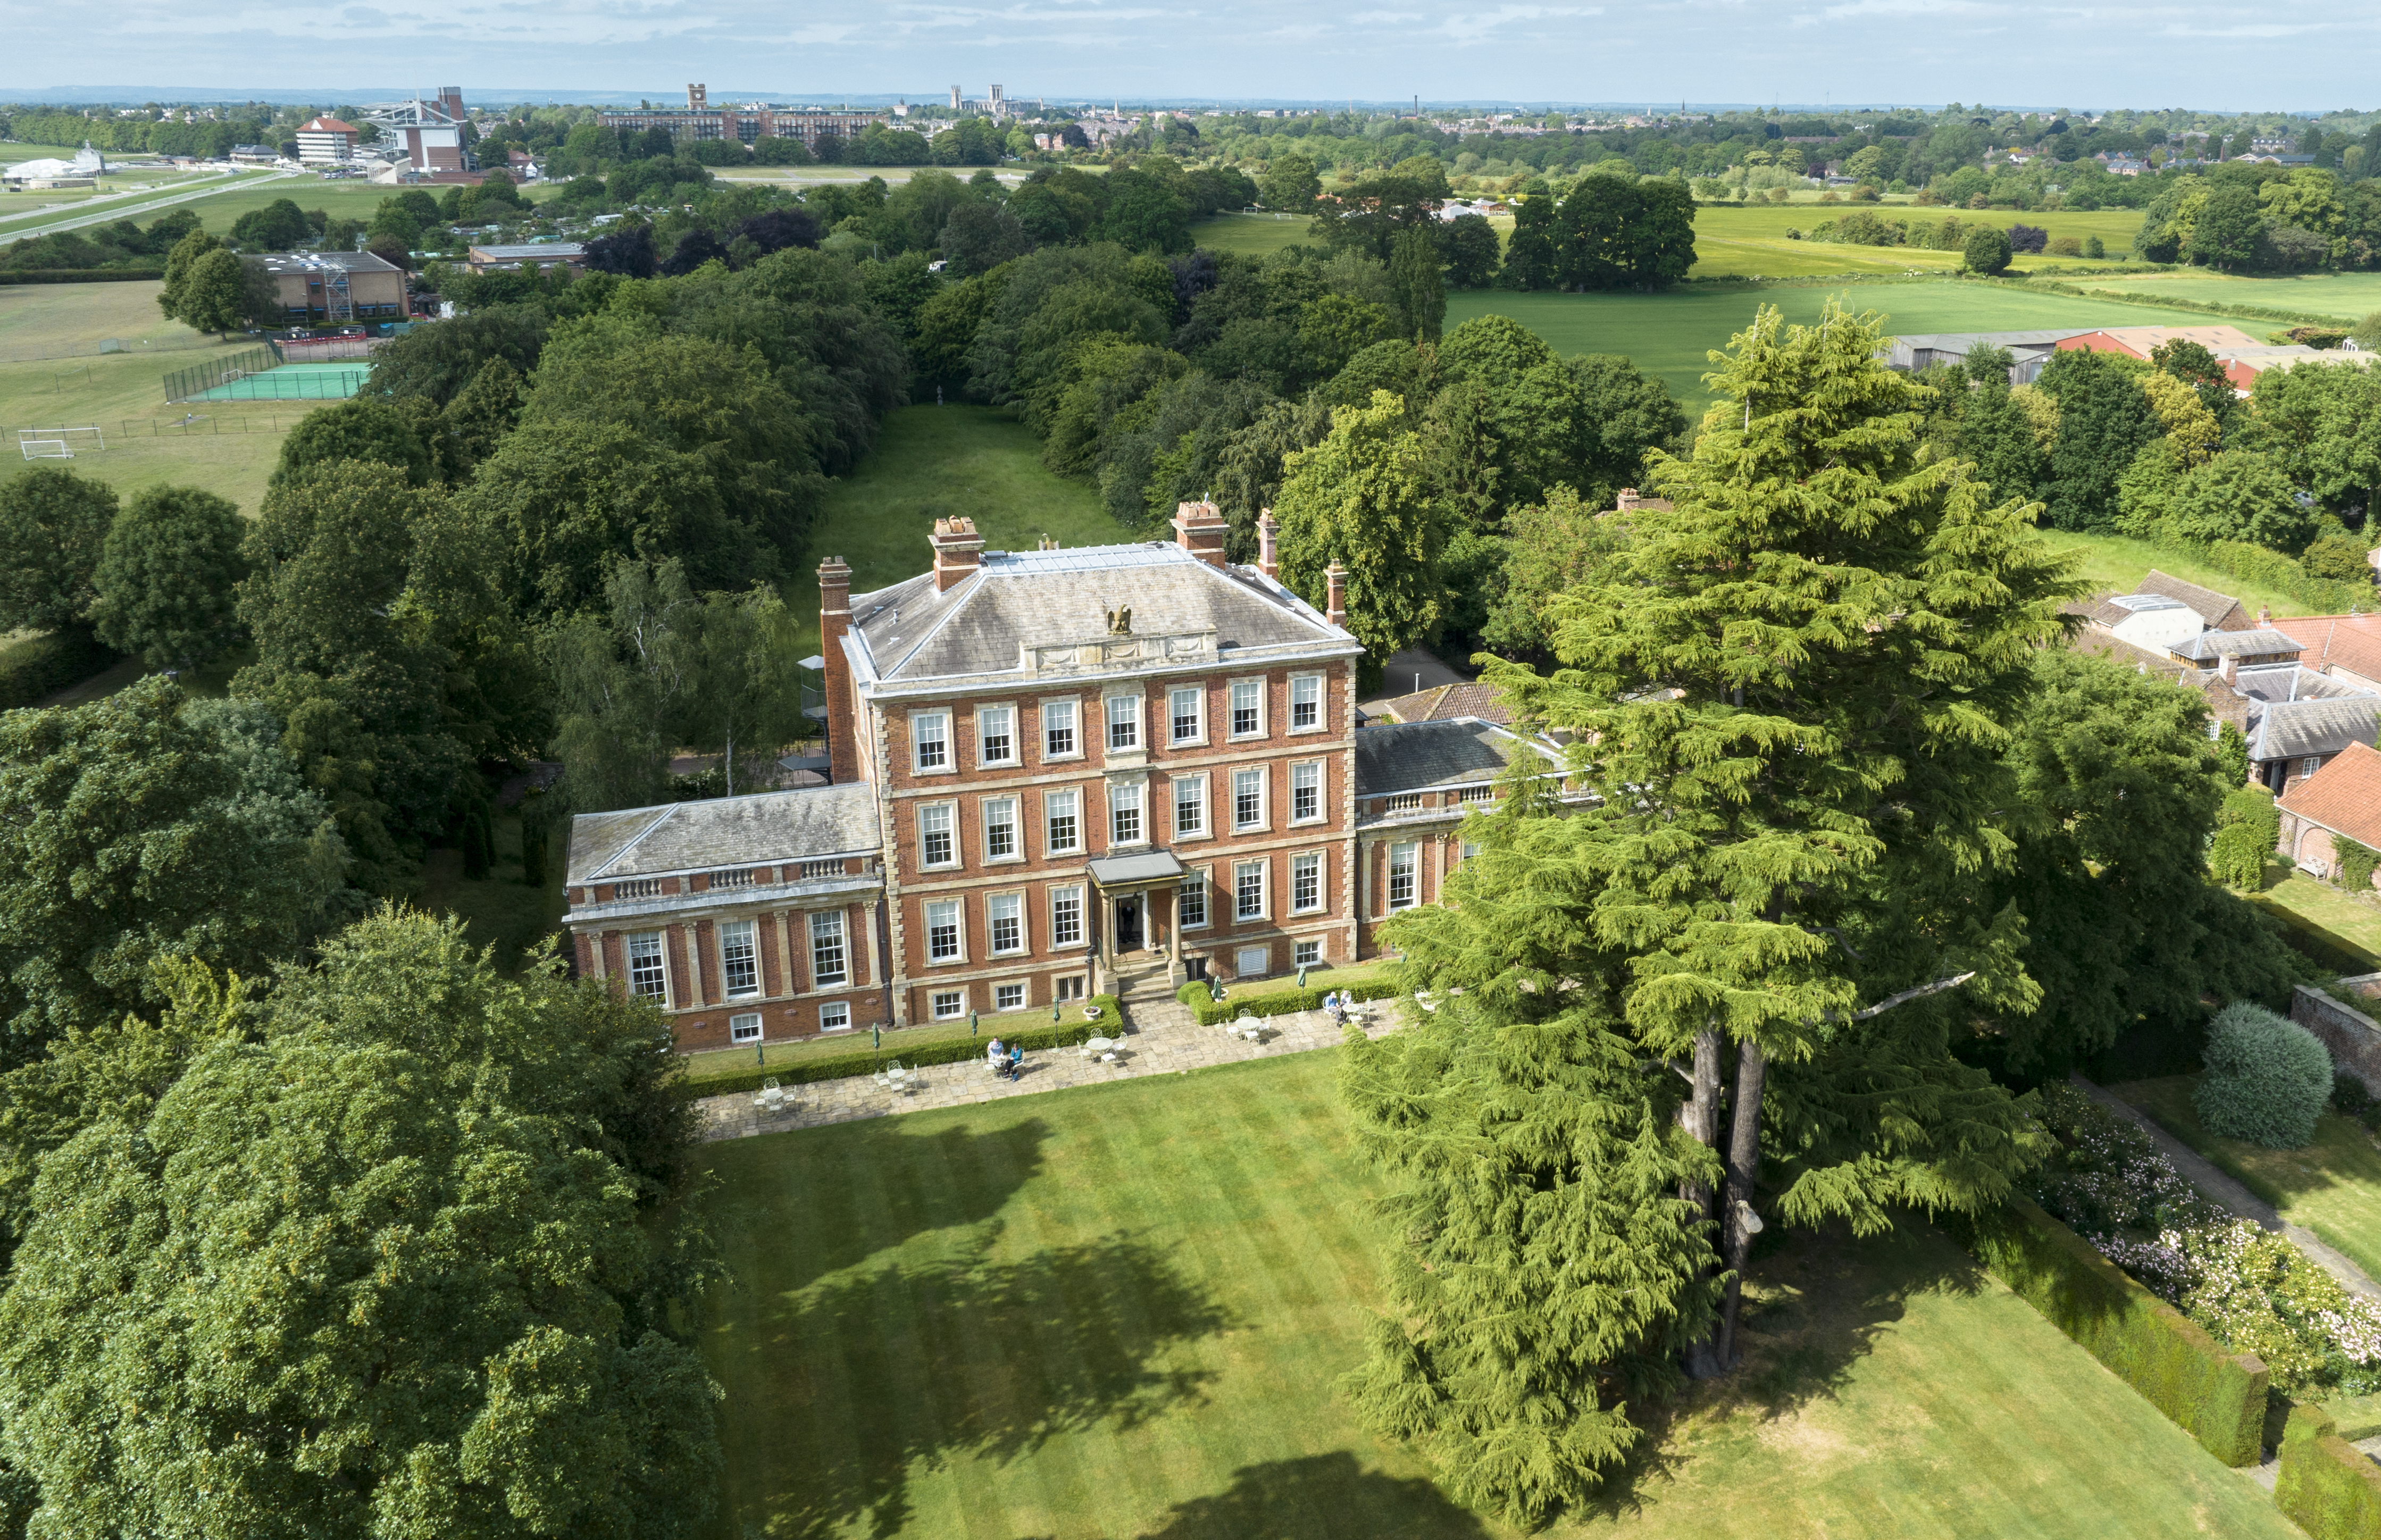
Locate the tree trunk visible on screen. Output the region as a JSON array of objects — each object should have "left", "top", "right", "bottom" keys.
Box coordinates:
[
  {"left": 1678, "top": 1027, "right": 1727, "bottom": 1379},
  {"left": 1715, "top": 1040, "right": 1768, "bottom": 1369}
]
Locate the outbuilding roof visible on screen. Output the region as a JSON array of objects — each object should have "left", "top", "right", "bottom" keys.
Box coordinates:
[
  {"left": 2279, "top": 741, "right": 2381, "bottom": 851},
  {"left": 2250, "top": 696, "right": 2381, "bottom": 764},
  {"left": 565, "top": 783, "right": 880, "bottom": 885},
  {"left": 1354, "top": 718, "right": 1558, "bottom": 797},
  {"left": 2136, "top": 570, "right": 2250, "bottom": 631},
  {"left": 2169, "top": 628, "right": 2303, "bottom": 663}
]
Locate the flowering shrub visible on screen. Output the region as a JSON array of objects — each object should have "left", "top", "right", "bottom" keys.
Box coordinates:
[{"left": 2027, "top": 1083, "right": 2381, "bottom": 1397}]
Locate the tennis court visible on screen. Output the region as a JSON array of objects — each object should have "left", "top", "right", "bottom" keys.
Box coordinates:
[{"left": 191, "top": 361, "right": 367, "bottom": 401}]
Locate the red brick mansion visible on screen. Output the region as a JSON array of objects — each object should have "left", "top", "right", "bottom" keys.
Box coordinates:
[{"left": 563, "top": 502, "right": 1558, "bottom": 1053}]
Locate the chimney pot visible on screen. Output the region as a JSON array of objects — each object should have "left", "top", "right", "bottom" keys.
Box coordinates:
[
  {"left": 1324, "top": 561, "right": 1348, "bottom": 629},
  {"left": 1257, "top": 508, "right": 1281, "bottom": 581},
  {"left": 2256, "top": 604, "right": 2272, "bottom": 627},
  {"left": 1172, "top": 499, "right": 1228, "bottom": 568},
  {"left": 929, "top": 515, "right": 985, "bottom": 593}
]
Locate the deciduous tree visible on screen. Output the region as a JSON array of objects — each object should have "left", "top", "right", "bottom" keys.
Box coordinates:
[
  {"left": 87, "top": 486, "right": 246, "bottom": 669},
  {"left": 0, "top": 466, "right": 115, "bottom": 636},
  {"left": 1275, "top": 391, "right": 1448, "bottom": 668}
]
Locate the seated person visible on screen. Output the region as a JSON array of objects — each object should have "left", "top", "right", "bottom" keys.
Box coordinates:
[
  {"left": 986, "top": 1037, "right": 1005, "bottom": 1072},
  {"left": 1006, "top": 1044, "right": 1025, "bottom": 1078}
]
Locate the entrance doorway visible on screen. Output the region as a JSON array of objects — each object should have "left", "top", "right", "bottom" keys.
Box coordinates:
[{"left": 1115, "top": 897, "right": 1143, "bottom": 950}]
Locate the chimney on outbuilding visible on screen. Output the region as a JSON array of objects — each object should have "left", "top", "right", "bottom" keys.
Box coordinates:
[
  {"left": 2257, "top": 604, "right": 2273, "bottom": 628},
  {"left": 1173, "top": 499, "right": 1227, "bottom": 567},
  {"left": 2220, "top": 650, "right": 2239, "bottom": 687},
  {"left": 817, "top": 555, "right": 856, "bottom": 784},
  {"left": 1324, "top": 561, "right": 1348, "bottom": 629},
  {"left": 930, "top": 516, "right": 984, "bottom": 592},
  {"left": 1257, "top": 508, "right": 1281, "bottom": 580}
]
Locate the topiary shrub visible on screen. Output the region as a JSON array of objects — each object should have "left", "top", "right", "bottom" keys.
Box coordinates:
[{"left": 2195, "top": 1001, "right": 2334, "bottom": 1148}]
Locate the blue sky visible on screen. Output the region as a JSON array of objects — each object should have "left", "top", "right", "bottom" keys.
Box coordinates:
[{"left": 4, "top": 1, "right": 2376, "bottom": 111}]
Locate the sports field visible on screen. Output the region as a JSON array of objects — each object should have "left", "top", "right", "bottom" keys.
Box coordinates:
[
  {"left": 0, "top": 281, "right": 319, "bottom": 512},
  {"left": 191, "top": 360, "right": 366, "bottom": 401},
  {"left": 699, "top": 1049, "right": 2293, "bottom": 1540},
  {"left": 1447, "top": 282, "right": 2265, "bottom": 412}
]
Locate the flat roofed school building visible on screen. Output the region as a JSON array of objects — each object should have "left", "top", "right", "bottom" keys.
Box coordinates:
[
  {"left": 563, "top": 504, "right": 1569, "bottom": 1053},
  {"left": 597, "top": 83, "right": 887, "bottom": 149},
  {"left": 255, "top": 252, "right": 411, "bottom": 321}
]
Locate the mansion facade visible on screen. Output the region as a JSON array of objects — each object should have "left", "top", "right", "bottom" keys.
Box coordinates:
[{"left": 563, "top": 503, "right": 1557, "bottom": 1053}]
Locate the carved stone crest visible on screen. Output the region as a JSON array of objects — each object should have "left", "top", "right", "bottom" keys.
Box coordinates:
[{"left": 1106, "top": 605, "right": 1133, "bottom": 635}]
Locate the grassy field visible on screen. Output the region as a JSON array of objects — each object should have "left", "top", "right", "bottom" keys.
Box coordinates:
[
  {"left": 2116, "top": 1074, "right": 2381, "bottom": 1283},
  {"left": 1684, "top": 205, "right": 2154, "bottom": 281},
  {"left": 0, "top": 280, "right": 317, "bottom": 512},
  {"left": 2041, "top": 530, "right": 2299, "bottom": 616},
  {"left": 788, "top": 404, "right": 1124, "bottom": 655},
  {"left": 1191, "top": 211, "right": 1321, "bottom": 258},
  {"left": 698, "top": 1049, "right": 2291, "bottom": 1540},
  {"left": 2249, "top": 872, "right": 2381, "bottom": 972},
  {"left": 2046, "top": 270, "right": 2381, "bottom": 324},
  {"left": 1445, "top": 282, "right": 2254, "bottom": 414}
]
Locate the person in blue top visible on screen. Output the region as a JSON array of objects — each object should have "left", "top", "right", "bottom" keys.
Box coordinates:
[{"left": 1006, "top": 1043, "right": 1025, "bottom": 1079}]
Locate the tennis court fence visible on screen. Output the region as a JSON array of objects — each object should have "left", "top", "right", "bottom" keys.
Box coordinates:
[{"left": 163, "top": 344, "right": 283, "bottom": 404}]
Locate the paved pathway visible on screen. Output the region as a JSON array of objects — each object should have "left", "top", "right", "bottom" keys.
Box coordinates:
[
  {"left": 695, "top": 993, "right": 1402, "bottom": 1142},
  {"left": 2071, "top": 1074, "right": 2381, "bottom": 1304}
]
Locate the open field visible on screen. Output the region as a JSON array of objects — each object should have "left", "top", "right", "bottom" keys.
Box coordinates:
[
  {"left": 1446, "top": 282, "right": 2251, "bottom": 412},
  {"left": 0, "top": 168, "right": 279, "bottom": 242},
  {"left": 0, "top": 279, "right": 225, "bottom": 359},
  {"left": 2048, "top": 270, "right": 2381, "bottom": 323},
  {"left": 699, "top": 1048, "right": 2292, "bottom": 1540},
  {"left": 1191, "top": 210, "right": 1319, "bottom": 258},
  {"left": 2116, "top": 1074, "right": 2381, "bottom": 1283},
  {"left": 788, "top": 404, "right": 1124, "bottom": 656},
  {"left": 1684, "top": 205, "right": 2155, "bottom": 281}
]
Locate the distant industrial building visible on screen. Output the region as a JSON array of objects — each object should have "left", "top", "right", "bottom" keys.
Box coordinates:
[
  {"left": 256, "top": 252, "right": 410, "bottom": 324},
  {"left": 295, "top": 116, "right": 358, "bottom": 165},
  {"left": 597, "top": 85, "right": 887, "bottom": 152}
]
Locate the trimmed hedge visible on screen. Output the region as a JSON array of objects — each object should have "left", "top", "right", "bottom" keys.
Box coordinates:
[
  {"left": 2195, "top": 1000, "right": 2333, "bottom": 1149},
  {"left": 0, "top": 627, "right": 121, "bottom": 711},
  {"left": 0, "top": 267, "right": 168, "bottom": 284},
  {"left": 2276, "top": 1400, "right": 2381, "bottom": 1539},
  {"left": 1181, "top": 974, "right": 1403, "bottom": 1027},
  {"left": 1948, "top": 1196, "right": 2270, "bottom": 1466},
  {"left": 671, "top": 994, "right": 1124, "bottom": 1099}
]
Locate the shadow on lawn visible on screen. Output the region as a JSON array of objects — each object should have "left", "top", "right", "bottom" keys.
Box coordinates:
[
  {"left": 746, "top": 1226, "right": 1233, "bottom": 1540},
  {"left": 1127, "top": 1452, "right": 1491, "bottom": 1539},
  {"left": 1572, "top": 1219, "right": 1988, "bottom": 1527},
  {"left": 705, "top": 1115, "right": 1055, "bottom": 1295}
]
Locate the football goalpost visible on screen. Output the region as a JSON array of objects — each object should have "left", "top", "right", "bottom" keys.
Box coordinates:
[{"left": 18, "top": 426, "right": 103, "bottom": 461}]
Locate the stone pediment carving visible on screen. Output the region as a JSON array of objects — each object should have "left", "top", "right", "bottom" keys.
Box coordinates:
[{"left": 1021, "top": 629, "right": 1215, "bottom": 676}]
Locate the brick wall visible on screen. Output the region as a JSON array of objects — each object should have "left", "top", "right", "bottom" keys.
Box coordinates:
[{"left": 2291, "top": 980, "right": 2381, "bottom": 1098}]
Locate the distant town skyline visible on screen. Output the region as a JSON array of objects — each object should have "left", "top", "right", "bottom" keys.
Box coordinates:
[{"left": 3, "top": 0, "right": 2377, "bottom": 113}]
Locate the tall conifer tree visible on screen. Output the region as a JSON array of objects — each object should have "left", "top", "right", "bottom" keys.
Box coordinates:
[{"left": 1345, "top": 304, "right": 2083, "bottom": 1517}]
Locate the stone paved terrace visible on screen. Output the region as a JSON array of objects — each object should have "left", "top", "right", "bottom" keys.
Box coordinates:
[{"left": 694, "top": 991, "right": 1405, "bottom": 1142}]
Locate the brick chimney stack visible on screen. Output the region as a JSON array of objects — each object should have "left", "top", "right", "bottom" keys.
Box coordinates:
[
  {"left": 2220, "top": 650, "right": 2239, "bottom": 687},
  {"left": 1257, "top": 508, "right": 1281, "bottom": 580},
  {"left": 817, "top": 556, "right": 856, "bottom": 784},
  {"left": 930, "top": 516, "right": 985, "bottom": 592},
  {"left": 1324, "top": 561, "right": 1348, "bottom": 629},
  {"left": 1617, "top": 488, "right": 1641, "bottom": 512},
  {"left": 1173, "top": 499, "right": 1228, "bottom": 567}
]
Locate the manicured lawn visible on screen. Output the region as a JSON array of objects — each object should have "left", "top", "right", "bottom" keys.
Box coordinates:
[
  {"left": 2115, "top": 1074, "right": 2381, "bottom": 1283},
  {"left": 699, "top": 1050, "right": 2293, "bottom": 1539},
  {"left": 788, "top": 404, "right": 1124, "bottom": 655},
  {"left": 2041, "top": 529, "right": 2300, "bottom": 618},
  {"left": 1444, "top": 282, "right": 2244, "bottom": 414},
  {"left": 411, "top": 802, "right": 569, "bottom": 975},
  {"left": 2250, "top": 872, "right": 2381, "bottom": 973}
]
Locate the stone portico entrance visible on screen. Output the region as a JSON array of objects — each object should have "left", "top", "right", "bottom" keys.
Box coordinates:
[{"left": 1088, "top": 850, "right": 1185, "bottom": 998}]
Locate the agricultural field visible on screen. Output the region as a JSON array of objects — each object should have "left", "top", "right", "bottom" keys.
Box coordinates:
[
  {"left": 2047, "top": 270, "right": 2381, "bottom": 323},
  {"left": 0, "top": 280, "right": 318, "bottom": 513},
  {"left": 1445, "top": 282, "right": 2241, "bottom": 413},
  {"left": 787, "top": 404, "right": 1127, "bottom": 656},
  {"left": 1685, "top": 204, "right": 2152, "bottom": 281},
  {"left": 699, "top": 1048, "right": 2293, "bottom": 1540}
]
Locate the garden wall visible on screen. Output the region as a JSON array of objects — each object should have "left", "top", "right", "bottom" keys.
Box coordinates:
[
  {"left": 1950, "top": 1196, "right": 2270, "bottom": 1467},
  {"left": 2275, "top": 1401, "right": 2381, "bottom": 1540},
  {"left": 2292, "top": 981, "right": 2381, "bottom": 1101}
]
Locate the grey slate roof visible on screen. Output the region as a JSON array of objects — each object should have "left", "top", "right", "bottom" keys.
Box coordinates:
[
  {"left": 2250, "top": 696, "right": 2381, "bottom": 764},
  {"left": 566, "top": 784, "right": 880, "bottom": 885},
  {"left": 2232, "top": 664, "right": 2365, "bottom": 706},
  {"left": 2170, "top": 629, "right": 2302, "bottom": 663},
  {"left": 1355, "top": 718, "right": 1558, "bottom": 796},
  {"left": 2137, "top": 570, "right": 2248, "bottom": 630},
  {"left": 846, "top": 543, "right": 1355, "bottom": 690}
]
